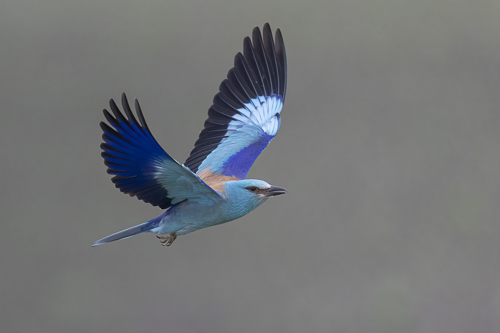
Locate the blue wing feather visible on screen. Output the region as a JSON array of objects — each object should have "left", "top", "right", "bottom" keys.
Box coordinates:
[
  {"left": 184, "top": 23, "right": 287, "bottom": 179},
  {"left": 101, "top": 94, "right": 221, "bottom": 209}
]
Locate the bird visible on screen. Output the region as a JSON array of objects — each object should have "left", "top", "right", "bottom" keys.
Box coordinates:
[{"left": 93, "top": 23, "right": 287, "bottom": 247}]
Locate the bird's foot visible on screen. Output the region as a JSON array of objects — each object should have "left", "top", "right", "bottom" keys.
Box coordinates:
[{"left": 156, "top": 234, "right": 177, "bottom": 246}]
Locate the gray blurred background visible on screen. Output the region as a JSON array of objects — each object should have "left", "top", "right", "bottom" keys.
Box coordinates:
[{"left": 2, "top": 0, "right": 499, "bottom": 332}]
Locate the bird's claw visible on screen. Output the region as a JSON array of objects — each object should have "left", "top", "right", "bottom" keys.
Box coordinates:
[{"left": 156, "top": 234, "right": 177, "bottom": 246}]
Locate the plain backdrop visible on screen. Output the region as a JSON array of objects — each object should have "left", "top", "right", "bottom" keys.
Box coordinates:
[{"left": 2, "top": 1, "right": 499, "bottom": 332}]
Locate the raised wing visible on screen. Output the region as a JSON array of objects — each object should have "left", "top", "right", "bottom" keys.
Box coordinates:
[
  {"left": 184, "top": 23, "right": 287, "bottom": 179},
  {"left": 100, "top": 94, "right": 222, "bottom": 209}
]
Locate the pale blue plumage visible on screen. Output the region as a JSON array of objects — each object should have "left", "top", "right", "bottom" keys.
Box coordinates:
[{"left": 94, "top": 24, "right": 287, "bottom": 247}]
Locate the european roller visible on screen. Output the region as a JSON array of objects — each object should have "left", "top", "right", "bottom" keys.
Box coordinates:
[{"left": 93, "top": 23, "right": 287, "bottom": 247}]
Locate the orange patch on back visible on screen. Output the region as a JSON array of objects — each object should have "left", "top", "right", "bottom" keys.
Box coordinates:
[{"left": 198, "top": 168, "right": 240, "bottom": 195}]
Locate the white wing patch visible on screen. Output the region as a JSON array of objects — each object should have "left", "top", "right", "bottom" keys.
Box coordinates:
[{"left": 228, "top": 95, "right": 283, "bottom": 136}]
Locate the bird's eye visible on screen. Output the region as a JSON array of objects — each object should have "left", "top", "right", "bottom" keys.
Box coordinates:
[{"left": 247, "top": 186, "right": 258, "bottom": 192}]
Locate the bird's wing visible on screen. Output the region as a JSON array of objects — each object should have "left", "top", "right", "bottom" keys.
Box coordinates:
[
  {"left": 184, "top": 23, "right": 287, "bottom": 179},
  {"left": 100, "top": 94, "right": 222, "bottom": 209}
]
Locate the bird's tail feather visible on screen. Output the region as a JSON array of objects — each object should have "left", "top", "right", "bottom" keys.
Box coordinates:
[{"left": 92, "top": 221, "right": 153, "bottom": 246}]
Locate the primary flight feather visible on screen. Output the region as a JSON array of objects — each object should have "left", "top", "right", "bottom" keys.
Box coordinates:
[{"left": 94, "top": 23, "right": 287, "bottom": 247}]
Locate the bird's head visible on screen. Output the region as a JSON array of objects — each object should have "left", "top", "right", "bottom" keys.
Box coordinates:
[{"left": 222, "top": 179, "right": 287, "bottom": 218}]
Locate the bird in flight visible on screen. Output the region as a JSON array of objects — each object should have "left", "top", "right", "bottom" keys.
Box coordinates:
[{"left": 93, "top": 23, "right": 287, "bottom": 247}]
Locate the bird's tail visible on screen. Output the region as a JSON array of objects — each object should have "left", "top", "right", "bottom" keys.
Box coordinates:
[{"left": 92, "top": 221, "right": 154, "bottom": 247}]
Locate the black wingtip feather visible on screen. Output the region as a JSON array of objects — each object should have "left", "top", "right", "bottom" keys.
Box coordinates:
[
  {"left": 262, "top": 24, "right": 279, "bottom": 98},
  {"left": 121, "top": 93, "right": 140, "bottom": 127},
  {"left": 242, "top": 37, "right": 265, "bottom": 98},
  {"left": 108, "top": 98, "right": 128, "bottom": 124},
  {"left": 274, "top": 28, "right": 287, "bottom": 98},
  {"left": 251, "top": 26, "right": 272, "bottom": 96},
  {"left": 134, "top": 99, "right": 150, "bottom": 131}
]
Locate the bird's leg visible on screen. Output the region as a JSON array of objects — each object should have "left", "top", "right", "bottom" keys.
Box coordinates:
[
  {"left": 156, "top": 233, "right": 177, "bottom": 246},
  {"left": 163, "top": 233, "right": 177, "bottom": 246}
]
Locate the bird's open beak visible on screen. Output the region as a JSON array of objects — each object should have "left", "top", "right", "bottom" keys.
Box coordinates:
[{"left": 265, "top": 185, "right": 287, "bottom": 197}]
